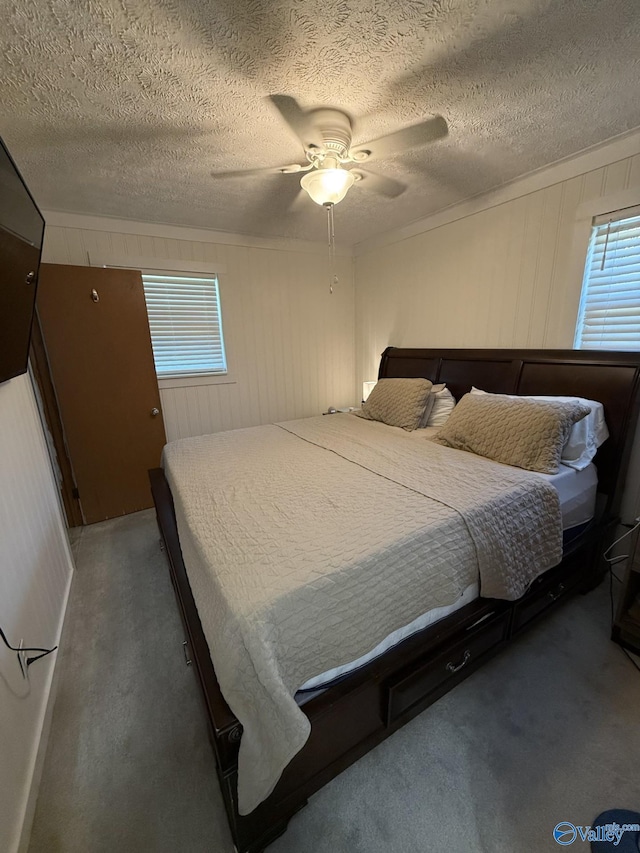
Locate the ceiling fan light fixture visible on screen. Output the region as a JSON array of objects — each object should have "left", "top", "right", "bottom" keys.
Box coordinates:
[{"left": 300, "top": 167, "right": 355, "bottom": 206}]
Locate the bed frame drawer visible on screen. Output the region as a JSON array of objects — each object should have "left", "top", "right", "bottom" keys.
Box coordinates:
[
  {"left": 511, "top": 560, "right": 585, "bottom": 633},
  {"left": 385, "top": 611, "right": 510, "bottom": 726}
]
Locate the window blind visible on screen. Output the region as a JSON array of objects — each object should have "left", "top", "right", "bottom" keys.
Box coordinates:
[
  {"left": 575, "top": 209, "right": 640, "bottom": 351},
  {"left": 142, "top": 273, "right": 227, "bottom": 377}
]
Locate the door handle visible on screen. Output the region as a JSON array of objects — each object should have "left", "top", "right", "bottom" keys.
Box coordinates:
[{"left": 151, "top": 407, "right": 160, "bottom": 417}]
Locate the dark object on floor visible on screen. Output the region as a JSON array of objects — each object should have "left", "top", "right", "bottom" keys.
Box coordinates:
[{"left": 591, "top": 810, "right": 640, "bottom": 852}]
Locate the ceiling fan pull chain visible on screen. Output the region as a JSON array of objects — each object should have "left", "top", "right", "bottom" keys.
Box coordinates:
[{"left": 326, "top": 202, "right": 337, "bottom": 294}]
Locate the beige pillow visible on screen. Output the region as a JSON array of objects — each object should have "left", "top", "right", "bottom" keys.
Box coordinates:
[
  {"left": 432, "top": 393, "right": 591, "bottom": 474},
  {"left": 355, "top": 378, "right": 433, "bottom": 431}
]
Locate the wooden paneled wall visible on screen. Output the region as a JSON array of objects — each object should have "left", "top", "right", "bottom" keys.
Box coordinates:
[
  {"left": 41, "top": 221, "right": 356, "bottom": 440},
  {"left": 355, "top": 151, "right": 640, "bottom": 521},
  {"left": 0, "top": 374, "right": 73, "bottom": 853}
]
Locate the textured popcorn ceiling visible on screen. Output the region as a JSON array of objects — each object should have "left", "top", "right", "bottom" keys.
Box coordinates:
[{"left": 2, "top": 0, "right": 640, "bottom": 245}]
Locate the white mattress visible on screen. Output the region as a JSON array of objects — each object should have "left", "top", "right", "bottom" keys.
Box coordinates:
[
  {"left": 535, "top": 462, "right": 598, "bottom": 531},
  {"left": 299, "top": 461, "right": 597, "bottom": 691}
]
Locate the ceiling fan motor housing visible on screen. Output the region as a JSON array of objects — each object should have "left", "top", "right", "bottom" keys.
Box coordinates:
[{"left": 308, "top": 108, "right": 353, "bottom": 160}]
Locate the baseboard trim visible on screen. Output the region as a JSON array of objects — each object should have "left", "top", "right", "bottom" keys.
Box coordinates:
[{"left": 16, "top": 564, "right": 74, "bottom": 853}]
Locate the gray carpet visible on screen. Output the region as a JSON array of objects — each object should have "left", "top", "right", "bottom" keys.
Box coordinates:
[{"left": 28, "top": 510, "right": 640, "bottom": 853}]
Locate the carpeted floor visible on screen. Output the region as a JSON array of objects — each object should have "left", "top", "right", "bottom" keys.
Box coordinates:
[{"left": 28, "top": 510, "right": 640, "bottom": 853}]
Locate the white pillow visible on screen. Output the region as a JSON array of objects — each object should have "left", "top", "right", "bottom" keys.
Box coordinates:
[
  {"left": 425, "top": 384, "right": 456, "bottom": 428},
  {"left": 470, "top": 387, "right": 609, "bottom": 470}
]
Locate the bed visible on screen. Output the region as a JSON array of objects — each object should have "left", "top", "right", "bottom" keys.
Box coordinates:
[{"left": 150, "top": 347, "right": 640, "bottom": 853}]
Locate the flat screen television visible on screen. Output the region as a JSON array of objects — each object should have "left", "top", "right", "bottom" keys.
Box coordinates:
[{"left": 0, "top": 136, "right": 45, "bottom": 385}]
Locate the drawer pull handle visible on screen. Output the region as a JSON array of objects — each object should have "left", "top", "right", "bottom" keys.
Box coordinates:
[
  {"left": 466, "top": 612, "right": 493, "bottom": 631},
  {"left": 547, "top": 583, "right": 565, "bottom": 603},
  {"left": 182, "top": 640, "right": 192, "bottom": 667},
  {"left": 446, "top": 649, "right": 471, "bottom": 673}
]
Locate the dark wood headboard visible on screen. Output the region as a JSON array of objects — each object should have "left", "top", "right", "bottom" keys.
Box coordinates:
[{"left": 378, "top": 347, "right": 640, "bottom": 519}]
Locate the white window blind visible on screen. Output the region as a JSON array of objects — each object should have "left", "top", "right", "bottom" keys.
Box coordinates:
[
  {"left": 575, "top": 206, "right": 640, "bottom": 350},
  {"left": 142, "top": 273, "right": 227, "bottom": 377}
]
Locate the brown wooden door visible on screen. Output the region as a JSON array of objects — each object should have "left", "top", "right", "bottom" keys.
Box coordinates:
[{"left": 36, "top": 263, "right": 166, "bottom": 524}]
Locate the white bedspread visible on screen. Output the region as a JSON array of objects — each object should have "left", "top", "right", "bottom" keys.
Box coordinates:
[{"left": 162, "top": 414, "right": 562, "bottom": 814}]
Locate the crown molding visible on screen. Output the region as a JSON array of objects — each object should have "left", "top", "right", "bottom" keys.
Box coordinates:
[
  {"left": 86, "top": 254, "right": 228, "bottom": 275},
  {"left": 41, "top": 210, "right": 354, "bottom": 257},
  {"left": 353, "top": 126, "right": 640, "bottom": 257}
]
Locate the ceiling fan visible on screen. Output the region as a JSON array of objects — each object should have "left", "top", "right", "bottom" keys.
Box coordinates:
[
  {"left": 212, "top": 96, "right": 447, "bottom": 293},
  {"left": 211, "top": 95, "right": 449, "bottom": 209}
]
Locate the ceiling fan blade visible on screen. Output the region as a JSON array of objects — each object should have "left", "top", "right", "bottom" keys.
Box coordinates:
[
  {"left": 210, "top": 164, "right": 305, "bottom": 179},
  {"left": 283, "top": 185, "right": 309, "bottom": 214},
  {"left": 352, "top": 169, "right": 407, "bottom": 199},
  {"left": 267, "top": 95, "right": 323, "bottom": 151},
  {"left": 352, "top": 115, "right": 448, "bottom": 162},
  {"left": 238, "top": 176, "right": 313, "bottom": 237}
]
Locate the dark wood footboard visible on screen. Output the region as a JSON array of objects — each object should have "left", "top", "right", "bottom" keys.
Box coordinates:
[{"left": 151, "top": 347, "right": 640, "bottom": 853}]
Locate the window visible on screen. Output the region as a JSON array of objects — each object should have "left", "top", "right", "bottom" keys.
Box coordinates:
[
  {"left": 575, "top": 206, "right": 640, "bottom": 350},
  {"left": 142, "top": 272, "right": 227, "bottom": 378}
]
